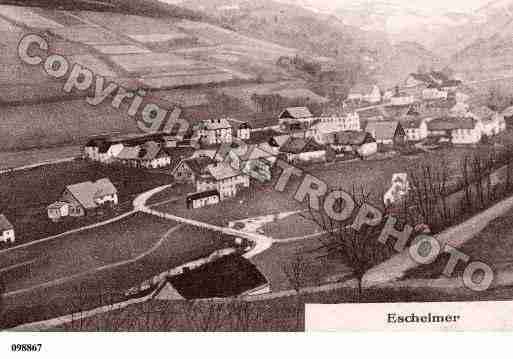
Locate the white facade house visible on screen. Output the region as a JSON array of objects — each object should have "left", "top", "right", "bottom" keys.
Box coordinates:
[
  {"left": 347, "top": 84, "right": 381, "bottom": 104},
  {"left": 186, "top": 190, "right": 221, "bottom": 209},
  {"left": 329, "top": 131, "right": 378, "bottom": 158},
  {"left": 196, "top": 162, "right": 250, "bottom": 200},
  {"left": 427, "top": 118, "right": 483, "bottom": 145},
  {"left": 0, "top": 214, "right": 14, "bottom": 244},
  {"left": 469, "top": 107, "right": 506, "bottom": 137},
  {"left": 199, "top": 119, "right": 233, "bottom": 145},
  {"left": 401, "top": 118, "right": 429, "bottom": 142},
  {"left": 422, "top": 88, "right": 448, "bottom": 100},
  {"left": 278, "top": 107, "right": 315, "bottom": 127},
  {"left": 391, "top": 94, "right": 415, "bottom": 106}
]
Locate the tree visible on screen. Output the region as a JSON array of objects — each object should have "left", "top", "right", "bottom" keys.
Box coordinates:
[{"left": 301, "top": 186, "right": 390, "bottom": 299}]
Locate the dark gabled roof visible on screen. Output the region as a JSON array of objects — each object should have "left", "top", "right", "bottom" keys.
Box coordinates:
[
  {"left": 245, "top": 129, "right": 281, "bottom": 145},
  {"left": 400, "top": 118, "right": 424, "bottom": 129},
  {"left": 186, "top": 190, "right": 220, "bottom": 203},
  {"left": 365, "top": 121, "right": 403, "bottom": 141},
  {"left": 181, "top": 156, "right": 216, "bottom": 176},
  {"left": 0, "top": 214, "right": 13, "bottom": 231},
  {"left": 334, "top": 131, "right": 374, "bottom": 145},
  {"left": 427, "top": 117, "right": 477, "bottom": 131},
  {"left": 167, "top": 254, "right": 267, "bottom": 299},
  {"left": 280, "top": 137, "right": 325, "bottom": 154},
  {"left": 279, "top": 107, "right": 313, "bottom": 120},
  {"left": 503, "top": 106, "right": 513, "bottom": 117}
]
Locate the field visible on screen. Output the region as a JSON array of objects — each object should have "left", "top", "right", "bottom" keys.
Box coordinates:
[
  {"left": 0, "top": 212, "right": 176, "bottom": 293},
  {"left": 405, "top": 205, "right": 513, "bottom": 280},
  {"left": 1, "top": 222, "right": 233, "bottom": 328},
  {"left": 0, "top": 4, "right": 63, "bottom": 28},
  {"left": 252, "top": 236, "right": 351, "bottom": 292},
  {"left": 0, "top": 159, "right": 172, "bottom": 243}
]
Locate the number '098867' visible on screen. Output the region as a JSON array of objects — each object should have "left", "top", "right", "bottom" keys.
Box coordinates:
[{"left": 11, "top": 344, "right": 42, "bottom": 352}]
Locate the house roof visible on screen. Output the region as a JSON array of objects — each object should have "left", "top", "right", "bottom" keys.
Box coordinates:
[
  {"left": 65, "top": 178, "right": 117, "bottom": 209},
  {"left": 182, "top": 156, "right": 216, "bottom": 176},
  {"left": 204, "top": 162, "right": 242, "bottom": 181},
  {"left": 0, "top": 214, "right": 13, "bottom": 231},
  {"left": 186, "top": 190, "right": 220, "bottom": 202},
  {"left": 502, "top": 106, "right": 513, "bottom": 117},
  {"left": 279, "top": 107, "right": 313, "bottom": 120},
  {"left": 279, "top": 137, "right": 325, "bottom": 154},
  {"left": 236, "top": 143, "right": 279, "bottom": 161},
  {"left": 166, "top": 254, "right": 267, "bottom": 299},
  {"left": 334, "top": 131, "right": 374, "bottom": 145},
  {"left": 246, "top": 129, "right": 282, "bottom": 145},
  {"left": 400, "top": 118, "right": 424, "bottom": 129},
  {"left": 138, "top": 141, "right": 167, "bottom": 160},
  {"left": 115, "top": 146, "right": 141, "bottom": 160},
  {"left": 202, "top": 118, "right": 232, "bottom": 130},
  {"left": 469, "top": 106, "right": 495, "bottom": 120},
  {"left": 365, "top": 121, "right": 402, "bottom": 141},
  {"left": 427, "top": 117, "right": 477, "bottom": 131}
]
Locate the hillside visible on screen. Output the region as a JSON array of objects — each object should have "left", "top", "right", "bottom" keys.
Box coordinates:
[
  {"left": 449, "top": 1, "right": 513, "bottom": 80},
  {"left": 371, "top": 41, "right": 443, "bottom": 89},
  {"left": 0, "top": 2, "right": 337, "bottom": 150}
]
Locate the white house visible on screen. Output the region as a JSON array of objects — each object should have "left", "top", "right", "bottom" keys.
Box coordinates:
[
  {"left": 347, "top": 84, "right": 381, "bottom": 104},
  {"left": 329, "top": 131, "right": 378, "bottom": 158},
  {"left": 278, "top": 107, "right": 315, "bottom": 127},
  {"left": 47, "top": 201, "right": 70, "bottom": 222},
  {"left": 199, "top": 119, "right": 233, "bottom": 145},
  {"left": 279, "top": 137, "right": 326, "bottom": 163},
  {"left": 401, "top": 118, "right": 429, "bottom": 142},
  {"left": 50, "top": 178, "right": 119, "bottom": 220},
  {"left": 383, "top": 173, "right": 410, "bottom": 207},
  {"left": 0, "top": 214, "right": 14, "bottom": 244},
  {"left": 196, "top": 162, "right": 250, "bottom": 200},
  {"left": 422, "top": 88, "right": 448, "bottom": 100},
  {"left": 186, "top": 190, "right": 221, "bottom": 209},
  {"left": 469, "top": 106, "right": 506, "bottom": 137},
  {"left": 390, "top": 94, "right": 415, "bottom": 106},
  {"left": 427, "top": 117, "right": 483, "bottom": 145}
]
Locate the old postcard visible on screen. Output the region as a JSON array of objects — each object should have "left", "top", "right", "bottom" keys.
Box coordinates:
[{"left": 0, "top": 0, "right": 513, "bottom": 338}]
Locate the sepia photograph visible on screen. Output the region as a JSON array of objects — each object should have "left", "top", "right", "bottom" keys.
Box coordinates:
[{"left": 1, "top": 0, "right": 513, "bottom": 341}]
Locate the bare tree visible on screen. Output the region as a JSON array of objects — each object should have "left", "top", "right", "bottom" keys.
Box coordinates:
[
  {"left": 283, "top": 251, "right": 307, "bottom": 294},
  {"left": 301, "top": 186, "right": 389, "bottom": 300}
]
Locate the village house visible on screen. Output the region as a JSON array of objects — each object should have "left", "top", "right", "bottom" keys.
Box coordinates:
[
  {"left": 186, "top": 190, "right": 221, "bottom": 209},
  {"left": 279, "top": 137, "right": 327, "bottom": 163},
  {"left": 400, "top": 118, "right": 429, "bottom": 142},
  {"left": 48, "top": 178, "right": 118, "bottom": 221},
  {"left": 198, "top": 119, "right": 233, "bottom": 145},
  {"left": 502, "top": 106, "right": 513, "bottom": 123},
  {"left": 225, "top": 142, "right": 279, "bottom": 182},
  {"left": 346, "top": 84, "right": 381, "bottom": 104},
  {"left": 427, "top": 117, "right": 483, "bottom": 145},
  {"left": 470, "top": 106, "right": 506, "bottom": 137},
  {"left": 329, "top": 131, "right": 377, "bottom": 158},
  {"left": 196, "top": 162, "right": 250, "bottom": 200},
  {"left": 316, "top": 109, "right": 360, "bottom": 130},
  {"left": 0, "top": 214, "right": 15, "bottom": 244},
  {"left": 403, "top": 71, "right": 461, "bottom": 96},
  {"left": 245, "top": 128, "right": 285, "bottom": 147},
  {"left": 278, "top": 107, "right": 315, "bottom": 128},
  {"left": 365, "top": 121, "right": 406, "bottom": 145},
  {"left": 422, "top": 87, "right": 448, "bottom": 100},
  {"left": 390, "top": 92, "right": 415, "bottom": 107},
  {"left": 233, "top": 122, "right": 251, "bottom": 140},
  {"left": 172, "top": 156, "right": 217, "bottom": 183},
  {"left": 114, "top": 142, "right": 172, "bottom": 169}
]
